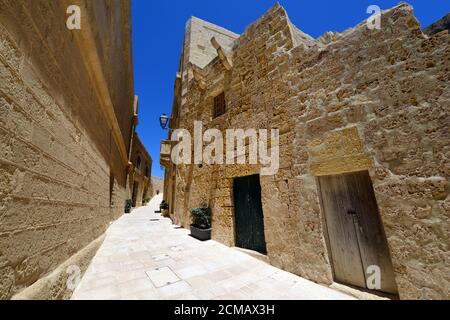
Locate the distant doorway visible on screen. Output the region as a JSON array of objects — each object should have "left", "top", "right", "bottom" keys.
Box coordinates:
[
  {"left": 233, "top": 174, "right": 267, "bottom": 255},
  {"left": 143, "top": 186, "right": 148, "bottom": 205},
  {"left": 132, "top": 181, "right": 139, "bottom": 207},
  {"left": 317, "top": 171, "right": 398, "bottom": 295}
]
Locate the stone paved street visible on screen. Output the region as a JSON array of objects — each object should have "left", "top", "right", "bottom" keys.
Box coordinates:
[{"left": 71, "top": 195, "right": 355, "bottom": 300}]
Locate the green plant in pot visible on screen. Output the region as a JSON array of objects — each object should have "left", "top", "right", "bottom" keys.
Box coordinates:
[
  {"left": 190, "top": 207, "right": 212, "bottom": 241},
  {"left": 124, "top": 199, "right": 132, "bottom": 214},
  {"left": 160, "top": 200, "right": 169, "bottom": 217}
]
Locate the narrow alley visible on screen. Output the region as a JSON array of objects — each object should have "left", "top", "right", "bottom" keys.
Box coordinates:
[{"left": 71, "top": 195, "right": 354, "bottom": 300}]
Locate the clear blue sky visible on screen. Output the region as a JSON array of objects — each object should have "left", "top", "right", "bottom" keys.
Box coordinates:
[{"left": 131, "top": 0, "right": 449, "bottom": 178}]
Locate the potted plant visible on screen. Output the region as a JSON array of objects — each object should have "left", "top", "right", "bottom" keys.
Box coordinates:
[
  {"left": 124, "top": 199, "right": 132, "bottom": 214},
  {"left": 160, "top": 200, "right": 169, "bottom": 217},
  {"left": 190, "top": 207, "right": 212, "bottom": 241}
]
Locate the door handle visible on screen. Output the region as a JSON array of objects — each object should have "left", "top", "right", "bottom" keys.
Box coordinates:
[{"left": 347, "top": 210, "right": 357, "bottom": 215}]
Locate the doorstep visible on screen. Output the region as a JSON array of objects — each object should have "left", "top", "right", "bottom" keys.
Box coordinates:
[
  {"left": 232, "top": 247, "right": 270, "bottom": 264},
  {"left": 330, "top": 282, "right": 392, "bottom": 300}
]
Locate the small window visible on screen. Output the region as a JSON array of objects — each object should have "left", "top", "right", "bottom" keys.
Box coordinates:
[
  {"left": 213, "top": 92, "right": 226, "bottom": 118},
  {"left": 136, "top": 156, "right": 141, "bottom": 170},
  {"left": 109, "top": 170, "right": 115, "bottom": 207}
]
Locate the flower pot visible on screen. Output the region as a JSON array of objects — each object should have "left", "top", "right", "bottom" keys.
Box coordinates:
[
  {"left": 190, "top": 225, "right": 212, "bottom": 241},
  {"left": 124, "top": 199, "right": 133, "bottom": 214}
]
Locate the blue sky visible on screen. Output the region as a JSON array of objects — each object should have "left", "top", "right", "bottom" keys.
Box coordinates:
[{"left": 131, "top": 0, "right": 449, "bottom": 178}]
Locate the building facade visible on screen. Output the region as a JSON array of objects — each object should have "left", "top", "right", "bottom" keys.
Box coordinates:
[
  {"left": 0, "top": 0, "right": 151, "bottom": 299},
  {"left": 151, "top": 177, "right": 164, "bottom": 197},
  {"left": 129, "top": 134, "right": 153, "bottom": 207},
  {"left": 161, "top": 4, "right": 449, "bottom": 299}
]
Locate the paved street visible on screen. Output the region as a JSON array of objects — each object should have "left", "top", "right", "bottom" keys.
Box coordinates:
[{"left": 71, "top": 195, "right": 354, "bottom": 300}]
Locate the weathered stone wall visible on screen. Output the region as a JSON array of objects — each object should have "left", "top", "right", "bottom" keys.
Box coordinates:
[
  {"left": 170, "top": 2, "right": 331, "bottom": 281},
  {"left": 87, "top": 0, "right": 135, "bottom": 152},
  {"left": 165, "top": 3, "right": 449, "bottom": 299},
  {"left": 0, "top": 0, "right": 134, "bottom": 299},
  {"left": 288, "top": 5, "right": 449, "bottom": 299},
  {"left": 184, "top": 17, "right": 238, "bottom": 70},
  {"left": 423, "top": 13, "right": 450, "bottom": 36}
]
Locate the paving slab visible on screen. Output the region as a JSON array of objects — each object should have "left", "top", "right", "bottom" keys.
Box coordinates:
[{"left": 71, "top": 195, "right": 355, "bottom": 300}]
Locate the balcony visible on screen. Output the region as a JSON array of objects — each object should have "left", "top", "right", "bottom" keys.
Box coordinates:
[{"left": 160, "top": 139, "right": 172, "bottom": 168}]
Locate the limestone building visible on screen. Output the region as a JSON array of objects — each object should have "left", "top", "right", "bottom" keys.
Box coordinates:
[
  {"left": 129, "top": 134, "right": 153, "bottom": 207},
  {"left": 160, "top": 4, "right": 449, "bottom": 299},
  {"left": 0, "top": 0, "right": 151, "bottom": 299},
  {"left": 151, "top": 177, "right": 164, "bottom": 197}
]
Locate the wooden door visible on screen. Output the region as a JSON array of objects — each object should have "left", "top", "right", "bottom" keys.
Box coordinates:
[
  {"left": 318, "top": 171, "right": 398, "bottom": 295},
  {"left": 233, "top": 175, "right": 267, "bottom": 254}
]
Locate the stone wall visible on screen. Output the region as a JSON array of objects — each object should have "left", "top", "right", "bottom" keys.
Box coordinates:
[
  {"left": 87, "top": 0, "right": 135, "bottom": 152},
  {"left": 288, "top": 4, "right": 449, "bottom": 299},
  {"left": 0, "top": 0, "right": 134, "bottom": 299},
  {"left": 184, "top": 17, "right": 238, "bottom": 70},
  {"left": 163, "top": 3, "right": 449, "bottom": 299},
  {"left": 423, "top": 13, "right": 450, "bottom": 36}
]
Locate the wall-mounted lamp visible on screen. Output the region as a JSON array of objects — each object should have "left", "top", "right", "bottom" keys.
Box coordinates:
[{"left": 159, "top": 113, "right": 169, "bottom": 130}]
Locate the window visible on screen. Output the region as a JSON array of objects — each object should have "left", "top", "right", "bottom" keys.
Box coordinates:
[
  {"left": 213, "top": 92, "right": 226, "bottom": 118},
  {"left": 109, "top": 170, "right": 115, "bottom": 207},
  {"left": 136, "top": 156, "right": 141, "bottom": 171}
]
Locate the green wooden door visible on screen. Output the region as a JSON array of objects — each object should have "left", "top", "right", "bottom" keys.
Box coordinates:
[
  {"left": 233, "top": 175, "right": 267, "bottom": 255},
  {"left": 132, "top": 181, "right": 139, "bottom": 207}
]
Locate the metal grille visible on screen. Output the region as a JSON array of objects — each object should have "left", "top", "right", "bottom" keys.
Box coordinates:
[{"left": 213, "top": 92, "right": 226, "bottom": 118}]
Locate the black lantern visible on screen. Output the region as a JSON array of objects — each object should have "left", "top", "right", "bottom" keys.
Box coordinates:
[{"left": 159, "top": 113, "right": 169, "bottom": 130}]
